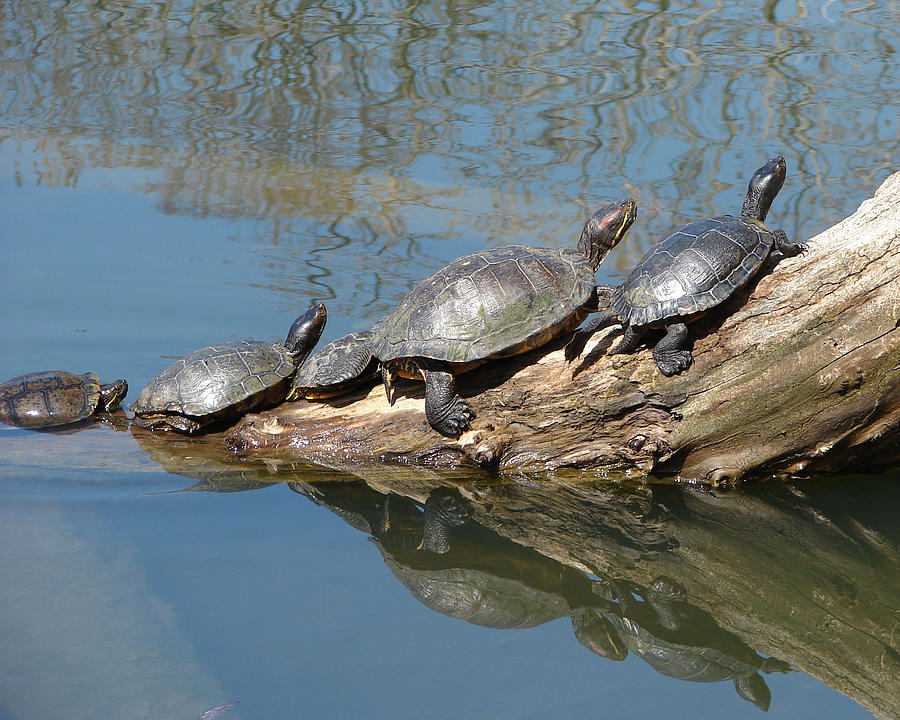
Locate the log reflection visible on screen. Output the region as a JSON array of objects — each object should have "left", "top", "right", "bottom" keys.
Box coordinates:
[
  {"left": 282, "top": 475, "right": 898, "bottom": 717},
  {"left": 132, "top": 427, "right": 897, "bottom": 717}
]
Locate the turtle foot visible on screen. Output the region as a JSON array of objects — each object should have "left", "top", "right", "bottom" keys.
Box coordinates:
[
  {"left": 564, "top": 332, "right": 590, "bottom": 364},
  {"left": 654, "top": 350, "right": 693, "bottom": 376},
  {"left": 774, "top": 229, "right": 807, "bottom": 257},
  {"left": 429, "top": 397, "right": 473, "bottom": 437}
]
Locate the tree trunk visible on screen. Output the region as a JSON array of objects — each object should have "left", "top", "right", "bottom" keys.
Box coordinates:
[{"left": 225, "top": 172, "right": 900, "bottom": 484}]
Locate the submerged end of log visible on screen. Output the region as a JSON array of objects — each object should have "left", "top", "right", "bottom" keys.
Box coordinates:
[{"left": 226, "top": 172, "right": 900, "bottom": 483}]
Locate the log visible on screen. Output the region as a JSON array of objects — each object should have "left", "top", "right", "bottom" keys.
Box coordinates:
[{"left": 225, "top": 172, "right": 900, "bottom": 483}]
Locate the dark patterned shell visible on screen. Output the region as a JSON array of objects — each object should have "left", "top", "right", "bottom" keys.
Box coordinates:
[
  {"left": 290, "top": 328, "right": 378, "bottom": 397},
  {"left": 614, "top": 616, "right": 751, "bottom": 682},
  {"left": 132, "top": 340, "right": 295, "bottom": 420},
  {"left": 0, "top": 370, "right": 101, "bottom": 428},
  {"left": 613, "top": 215, "right": 774, "bottom": 326},
  {"left": 372, "top": 244, "right": 595, "bottom": 364}
]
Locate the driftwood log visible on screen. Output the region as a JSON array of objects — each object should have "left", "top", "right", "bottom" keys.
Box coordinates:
[{"left": 225, "top": 172, "right": 900, "bottom": 483}]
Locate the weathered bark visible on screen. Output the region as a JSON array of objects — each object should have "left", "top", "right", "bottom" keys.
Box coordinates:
[{"left": 226, "top": 172, "right": 900, "bottom": 483}]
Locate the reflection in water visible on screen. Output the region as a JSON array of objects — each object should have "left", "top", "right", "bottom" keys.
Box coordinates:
[
  {"left": 130, "top": 427, "right": 899, "bottom": 717},
  {"left": 3, "top": 0, "right": 898, "bottom": 316},
  {"left": 582, "top": 578, "right": 790, "bottom": 711},
  {"left": 287, "top": 481, "right": 790, "bottom": 711},
  {"left": 131, "top": 426, "right": 285, "bottom": 492}
]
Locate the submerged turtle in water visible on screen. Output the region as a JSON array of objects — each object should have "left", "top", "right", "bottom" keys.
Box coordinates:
[
  {"left": 131, "top": 303, "right": 326, "bottom": 433},
  {"left": 566, "top": 157, "right": 805, "bottom": 376},
  {"left": 0, "top": 370, "right": 127, "bottom": 428},
  {"left": 357, "top": 199, "right": 637, "bottom": 436}
]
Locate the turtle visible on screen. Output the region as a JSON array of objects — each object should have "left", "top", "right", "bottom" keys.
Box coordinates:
[
  {"left": 286, "top": 325, "right": 381, "bottom": 400},
  {"left": 587, "top": 577, "right": 790, "bottom": 711},
  {"left": 131, "top": 303, "right": 326, "bottom": 433},
  {"left": 565, "top": 156, "right": 806, "bottom": 376},
  {"left": 369, "top": 198, "right": 638, "bottom": 436},
  {"left": 0, "top": 370, "right": 127, "bottom": 429}
]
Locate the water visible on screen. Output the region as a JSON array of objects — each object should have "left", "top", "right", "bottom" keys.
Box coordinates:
[{"left": 1, "top": 1, "right": 898, "bottom": 718}]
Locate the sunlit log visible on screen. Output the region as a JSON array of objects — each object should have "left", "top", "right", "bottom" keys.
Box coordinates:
[{"left": 225, "top": 172, "right": 900, "bottom": 484}]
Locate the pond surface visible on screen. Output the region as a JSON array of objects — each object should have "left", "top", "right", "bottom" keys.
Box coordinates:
[{"left": 1, "top": 1, "right": 898, "bottom": 718}]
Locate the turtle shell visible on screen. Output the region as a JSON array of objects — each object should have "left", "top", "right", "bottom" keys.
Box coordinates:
[
  {"left": 614, "top": 616, "right": 753, "bottom": 682},
  {"left": 131, "top": 340, "right": 296, "bottom": 432},
  {"left": 0, "top": 370, "right": 102, "bottom": 428},
  {"left": 613, "top": 215, "right": 775, "bottom": 326},
  {"left": 288, "top": 328, "right": 378, "bottom": 400},
  {"left": 379, "top": 550, "right": 571, "bottom": 630},
  {"left": 371, "top": 244, "right": 595, "bottom": 364}
]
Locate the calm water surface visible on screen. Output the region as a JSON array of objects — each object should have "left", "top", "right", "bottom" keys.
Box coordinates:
[{"left": 1, "top": 1, "right": 898, "bottom": 718}]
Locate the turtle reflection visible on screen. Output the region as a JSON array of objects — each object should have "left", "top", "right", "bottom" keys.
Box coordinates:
[
  {"left": 576, "top": 578, "right": 790, "bottom": 711},
  {"left": 289, "top": 480, "right": 789, "bottom": 710}
]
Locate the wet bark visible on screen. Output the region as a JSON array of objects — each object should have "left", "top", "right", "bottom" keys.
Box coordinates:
[{"left": 225, "top": 172, "right": 900, "bottom": 484}]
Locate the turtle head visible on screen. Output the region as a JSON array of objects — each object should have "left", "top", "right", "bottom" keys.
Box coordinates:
[
  {"left": 98, "top": 379, "right": 128, "bottom": 411},
  {"left": 285, "top": 303, "right": 327, "bottom": 365},
  {"left": 577, "top": 198, "right": 637, "bottom": 271},
  {"left": 741, "top": 155, "right": 786, "bottom": 222}
]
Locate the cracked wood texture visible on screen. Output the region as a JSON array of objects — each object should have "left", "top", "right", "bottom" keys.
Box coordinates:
[{"left": 226, "top": 172, "right": 900, "bottom": 483}]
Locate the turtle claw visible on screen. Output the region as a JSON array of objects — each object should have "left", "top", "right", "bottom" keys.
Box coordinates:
[
  {"left": 430, "top": 397, "right": 473, "bottom": 437},
  {"left": 564, "top": 333, "right": 589, "bottom": 364},
  {"left": 773, "top": 229, "right": 806, "bottom": 258},
  {"left": 655, "top": 350, "right": 693, "bottom": 377}
]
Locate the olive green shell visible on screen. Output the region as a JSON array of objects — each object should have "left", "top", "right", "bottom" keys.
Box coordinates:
[
  {"left": 131, "top": 340, "right": 296, "bottom": 432},
  {"left": 0, "top": 370, "right": 102, "bottom": 428},
  {"left": 371, "top": 244, "right": 596, "bottom": 365}
]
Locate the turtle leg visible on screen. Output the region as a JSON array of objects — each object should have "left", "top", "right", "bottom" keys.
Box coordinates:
[
  {"left": 419, "top": 487, "right": 470, "bottom": 553},
  {"left": 381, "top": 363, "right": 399, "bottom": 405},
  {"left": 773, "top": 229, "right": 807, "bottom": 257},
  {"left": 651, "top": 322, "right": 692, "bottom": 376},
  {"left": 583, "top": 284, "right": 616, "bottom": 312},
  {"left": 564, "top": 309, "right": 618, "bottom": 363},
  {"left": 422, "top": 364, "right": 472, "bottom": 437},
  {"left": 610, "top": 324, "right": 645, "bottom": 355}
]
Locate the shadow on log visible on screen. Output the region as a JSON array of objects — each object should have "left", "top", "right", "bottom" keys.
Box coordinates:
[
  {"left": 137, "top": 434, "right": 899, "bottom": 718},
  {"left": 223, "top": 172, "right": 900, "bottom": 484}
]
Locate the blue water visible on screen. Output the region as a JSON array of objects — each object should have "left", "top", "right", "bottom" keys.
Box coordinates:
[
  {"left": 2, "top": 1, "right": 899, "bottom": 718},
  {"left": 1, "top": 461, "right": 886, "bottom": 720}
]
